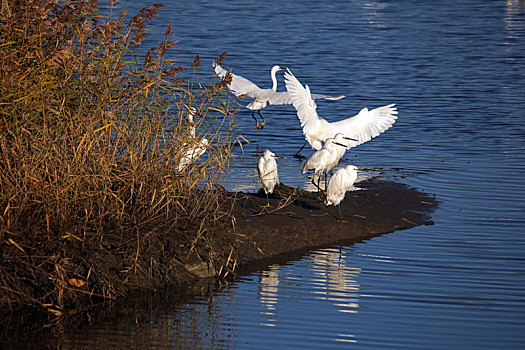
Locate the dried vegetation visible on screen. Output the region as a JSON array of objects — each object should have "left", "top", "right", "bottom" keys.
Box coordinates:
[{"left": 0, "top": 0, "right": 239, "bottom": 324}]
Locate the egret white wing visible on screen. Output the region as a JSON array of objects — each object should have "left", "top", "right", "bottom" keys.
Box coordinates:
[
  {"left": 283, "top": 69, "right": 319, "bottom": 128},
  {"left": 257, "top": 157, "right": 266, "bottom": 179},
  {"left": 311, "top": 93, "right": 346, "bottom": 101},
  {"left": 268, "top": 92, "right": 346, "bottom": 106},
  {"left": 266, "top": 91, "right": 293, "bottom": 105},
  {"left": 326, "top": 170, "right": 345, "bottom": 205},
  {"left": 331, "top": 104, "right": 398, "bottom": 147},
  {"left": 214, "top": 64, "right": 262, "bottom": 98}
]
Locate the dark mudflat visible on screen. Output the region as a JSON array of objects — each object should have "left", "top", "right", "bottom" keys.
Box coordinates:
[{"left": 222, "top": 179, "right": 437, "bottom": 269}]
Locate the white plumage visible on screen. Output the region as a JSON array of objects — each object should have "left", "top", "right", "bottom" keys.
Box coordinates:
[
  {"left": 302, "top": 137, "right": 347, "bottom": 191},
  {"left": 332, "top": 133, "right": 356, "bottom": 164},
  {"left": 325, "top": 165, "right": 359, "bottom": 206},
  {"left": 214, "top": 63, "right": 345, "bottom": 129},
  {"left": 257, "top": 149, "right": 279, "bottom": 194},
  {"left": 302, "top": 138, "right": 346, "bottom": 176},
  {"left": 284, "top": 68, "right": 398, "bottom": 150},
  {"left": 177, "top": 107, "right": 208, "bottom": 172}
]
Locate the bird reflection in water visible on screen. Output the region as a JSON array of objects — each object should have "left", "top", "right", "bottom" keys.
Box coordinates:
[
  {"left": 258, "top": 264, "right": 280, "bottom": 327},
  {"left": 256, "top": 247, "right": 361, "bottom": 330},
  {"left": 308, "top": 248, "right": 361, "bottom": 314}
]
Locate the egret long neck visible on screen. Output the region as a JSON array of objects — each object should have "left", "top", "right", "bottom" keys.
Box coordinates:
[
  {"left": 187, "top": 111, "right": 196, "bottom": 137},
  {"left": 271, "top": 70, "right": 278, "bottom": 91}
]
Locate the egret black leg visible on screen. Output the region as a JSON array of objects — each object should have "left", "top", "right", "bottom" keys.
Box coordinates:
[
  {"left": 293, "top": 141, "right": 308, "bottom": 158},
  {"left": 318, "top": 173, "right": 327, "bottom": 199},
  {"left": 336, "top": 203, "right": 349, "bottom": 223},
  {"left": 257, "top": 110, "right": 265, "bottom": 129},
  {"left": 311, "top": 175, "right": 322, "bottom": 194},
  {"left": 251, "top": 111, "right": 260, "bottom": 130}
]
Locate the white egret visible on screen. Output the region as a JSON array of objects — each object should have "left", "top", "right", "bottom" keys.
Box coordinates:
[
  {"left": 302, "top": 138, "right": 347, "bottom": 193},
  {"left": 214, "top": 63, "right": 345, "bottom": 129},
  {"left": 284, "top": 68, "right": 398, "bottom": 152},
  {"left": 257, "top": 149, "right": 279, "bottom": 205},
  {"left": 325, "top": 165, "right": 359, "bottom": 220},
  {"left": 332, "top": 133, "right": 357, "bottom": 166},
  {"left": 177, "top": 107, "right": 208, "bottom": 172}
]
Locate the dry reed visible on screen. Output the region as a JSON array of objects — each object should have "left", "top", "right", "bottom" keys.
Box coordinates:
[{"left": 0, "top": 0, "right": 239, "bottom": 322}]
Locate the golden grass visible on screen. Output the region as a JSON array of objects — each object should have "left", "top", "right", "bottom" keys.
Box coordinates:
[{"left": 0, "top": 0, "right": 239, "bottom": 319}]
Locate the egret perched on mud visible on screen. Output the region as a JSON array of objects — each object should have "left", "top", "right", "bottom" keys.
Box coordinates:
[
  {"left": 325, "top": 165, "right": 359, "bottom": 220},
  {"left": 302, "top": 138, "right": 347, "bottom": 193},
  {"left": 177, "top": 107, "right": 208, "bottom": 172},
  {"left": 214, "top": 63, "right": 345, "bottom": 130},
  {"left": 257, "top": 149, "right": 280, "bottom": 203},
  {"left": 283, "top": 68, "right": 398, "bottom": 153}
]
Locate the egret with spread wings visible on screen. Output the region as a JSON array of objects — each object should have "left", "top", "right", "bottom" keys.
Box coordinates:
[
  {"left": 284, "top": 68, "right": 398, "bottom": 153},
  {"left": 214, "top": 63, "right": 345, "bottom": 130}
]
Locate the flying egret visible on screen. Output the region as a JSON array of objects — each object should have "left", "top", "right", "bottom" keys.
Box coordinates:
[
  {"left": 325, "top": 165, "right": 359, "bottom": 220},
  {"left": 301, "top": 138, "right": 347, "bottom": 193},
  {"left": 257, "top": 149, "right": 279, "bottom": 205},
  {"left": 213, "top": 63, "right": 345, "bottom": 130},
  {"left": 283, "top": 68, "right": 398, "bottom": 153},
  {"left": 177, "top": 107, "right": 208, "bottom": 172}
]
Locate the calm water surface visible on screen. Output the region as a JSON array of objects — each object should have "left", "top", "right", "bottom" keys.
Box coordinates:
[{"left": 27, "top": 0, "right": 525, "bottom": 348}]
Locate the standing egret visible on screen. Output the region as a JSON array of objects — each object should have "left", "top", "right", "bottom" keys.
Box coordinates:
[
  {"left": 177, "top": 107, "right": 208, "bottom": 172},
  {"left": 332, "top": 133, "right": 358, "bottom": 167},
  {"left": 214, "top": 63, "right": 345, "bottom": 130},
  {"left": 257, "top": 149, "right": 280, "bottom": 204},
  {"left": 302, "top": 138, "right": 347, "bottom": 193},
  {"left": 284, "top": 68, "right": 398, "bottom": 152},
  {"left": 325, "top": 165, "right": 359, "bottom": 220}
]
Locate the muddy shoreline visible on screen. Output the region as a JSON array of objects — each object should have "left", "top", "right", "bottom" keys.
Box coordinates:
[
  {"left": 225, "top": 178, "right": 437, "bottom": 268},
  {"left": 1, "top": 178, "right": 437, "bottom": 341}
]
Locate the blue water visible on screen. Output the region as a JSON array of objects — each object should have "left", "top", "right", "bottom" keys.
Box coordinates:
[{"left": 32, "top": 0, "right": 525, "bottom": 348}]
